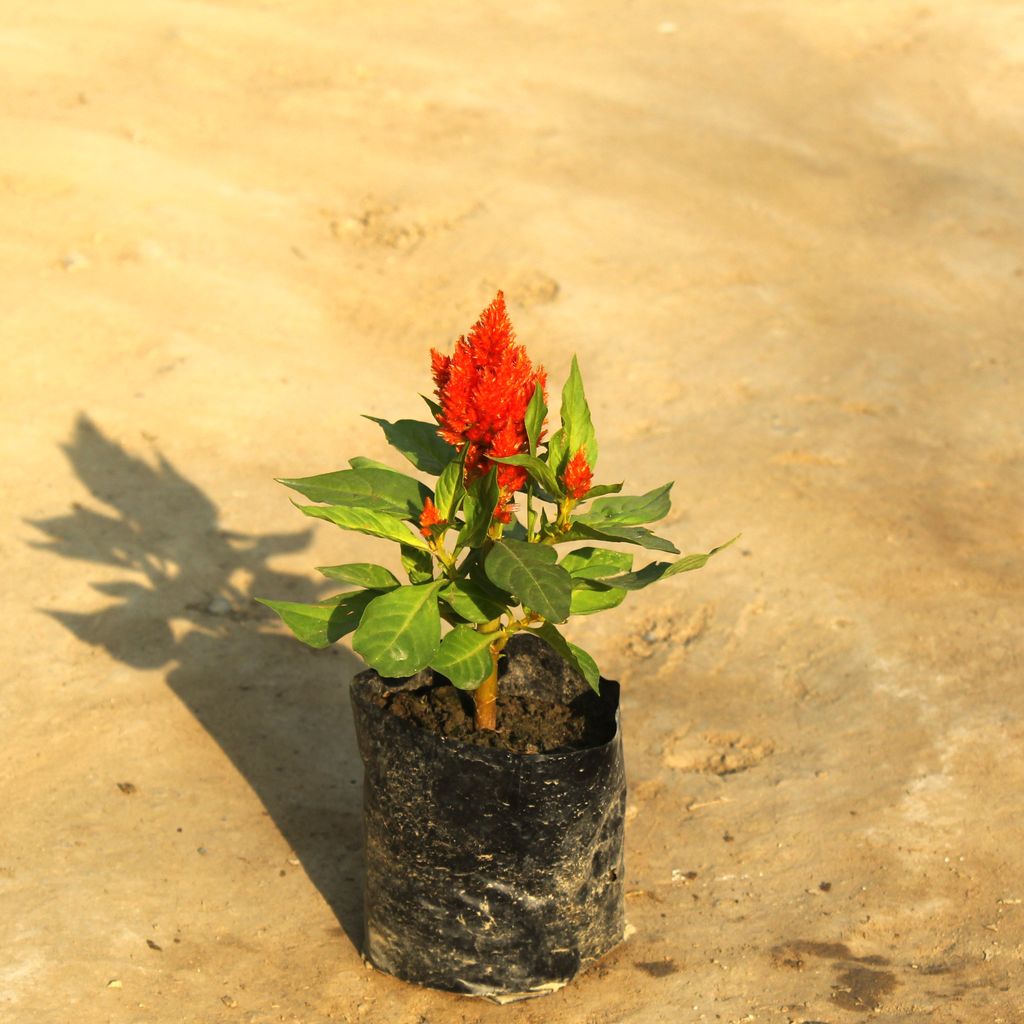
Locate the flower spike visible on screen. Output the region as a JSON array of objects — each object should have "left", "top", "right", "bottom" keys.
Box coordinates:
[
  {"left": 431, "top": 292, "right": 546, "bottom": 520},
  {"left": 563, "top": 448, "right": 593, "bottom": 501}
]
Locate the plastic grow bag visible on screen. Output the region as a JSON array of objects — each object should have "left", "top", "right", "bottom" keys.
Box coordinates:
[{"left": 349, "top": 634, "right": 626, "bottom": 1000}]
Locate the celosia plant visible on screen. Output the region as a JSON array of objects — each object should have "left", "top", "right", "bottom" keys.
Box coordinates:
[{"left": 260, "top": 293, "right": 733, "bottom": 730}]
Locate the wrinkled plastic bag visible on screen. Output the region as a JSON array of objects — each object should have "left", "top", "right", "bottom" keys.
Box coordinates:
[{"left": 350, "top": 635, "right": 626, "bottom": 999}]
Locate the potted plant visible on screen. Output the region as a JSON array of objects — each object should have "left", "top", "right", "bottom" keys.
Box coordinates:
[{"left": 259, "top": 293, "right": 733, "bottom": 1000}]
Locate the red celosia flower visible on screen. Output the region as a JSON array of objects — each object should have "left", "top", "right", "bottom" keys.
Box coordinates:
[
  {"left": 419, "top": 496, "right": 446, "bottom": 537},
  {"left": 431, "top": 292, "right": 546, "bottom": 522},
  {"left": 563, "top": 448, "right": 593, "bottom": 501}
]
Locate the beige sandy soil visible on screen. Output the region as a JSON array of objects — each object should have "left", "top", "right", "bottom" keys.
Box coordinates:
[{"left": 3, "top": 2, "right": 1023, "bottom": 1021}]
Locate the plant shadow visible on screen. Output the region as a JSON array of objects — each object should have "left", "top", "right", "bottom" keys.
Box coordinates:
[{"left": 30, "top": 414, "right": 366, "bottom": 948}]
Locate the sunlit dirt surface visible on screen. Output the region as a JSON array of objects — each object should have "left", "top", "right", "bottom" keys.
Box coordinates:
[{"left": 3, "top": 3, "right": 1023, "bottom": 1021}]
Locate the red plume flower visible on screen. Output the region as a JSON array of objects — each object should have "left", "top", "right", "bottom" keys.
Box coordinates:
[
  {"left": 431, "top": 292, "right": 546, "bottom": 522},
  {"left": 418, "top": 496, "right": 446, "bottom": 537},
  {"left": 563, "top": 448, "right": 593, "bottom": 501}
]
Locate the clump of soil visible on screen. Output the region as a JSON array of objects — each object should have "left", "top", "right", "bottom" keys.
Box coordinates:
[{"left": 380, "top": 679, "right": 615, "bottom": 754}]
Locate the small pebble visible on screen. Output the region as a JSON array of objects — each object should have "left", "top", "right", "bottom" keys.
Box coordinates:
[{"left": 207, "top": 596, "right": 232, "bottom": 616}]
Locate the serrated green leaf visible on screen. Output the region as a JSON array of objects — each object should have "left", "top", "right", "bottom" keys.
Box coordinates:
[
  {"left": 598, "top": 535, "right": 740, "bottom": 590},
  {"left": 558, "top": 355, "right": 598, "bottom": 472},
  {"left": 365, "top": 416, "right": 456, "bottom": 475},
  {"left": 484, "top": 539, "right": 572, "bottom": 623},
  {"left": 569, "top": 580, "right": 628, "bottom": 615},
  {"left": 525, "top": 382, "right": 546, "bottom": 458},
  {"left": 400, "top": 543, "right": 434, "bottom": 583},
  {"left": 439, "top": 579, "right": 509, "bottom": 624},
  {"left": 278, "top": 467, "right": 428, "bottom": 519},
  {"left": 315, "top": 563, "right": 401, "bottom": 589},
  {"left": 576, "top": 482, "right": 673, "bottom": 527},
  {"left": 433, "top": 456, "right": 465, "bottom": 521},
  {"left": 559, "top": 547, "right": 633, "bottom": 579},
  {"left": 561, "top": 520, "right": 679, "bottom": 553},
  {"left": 295, "top": 503, "right": 431, "bottom": 550},
  {"left": 526, "top": 621, "right": 601, "bottom": 693},
  {"left": 456, "top": 468, "right": 499, "bottom": 552},
  {"left": 257, "top": 591, "right": 376, "bottom": 648},
  {"left": 491, "top": 453, "right": 563, "bottom": 499},
  {"left": 352, "top": 582, "right": 444, "bottom": 677},
  {"left": 430, "top": 626, "right": 495, "bottom": 689}
]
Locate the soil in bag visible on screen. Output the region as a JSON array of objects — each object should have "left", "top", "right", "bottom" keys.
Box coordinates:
[{"left": 371, "top": 674, "right": 616, "bottom": 753}]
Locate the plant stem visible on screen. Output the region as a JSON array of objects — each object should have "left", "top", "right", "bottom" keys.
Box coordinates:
[
  {"left": 473, "top": 618, "right": 507, "bottom": 731},
  {"left": 473, "top": 648, "right": 500, "bottom": 731},
  {"left": 428, "top": 535, "right": 458, "bottom": 578}
]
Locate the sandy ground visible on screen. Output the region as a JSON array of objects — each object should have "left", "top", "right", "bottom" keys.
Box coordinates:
[{"left": 3, "top": 2, "right": 1023, "bottom": 1021}]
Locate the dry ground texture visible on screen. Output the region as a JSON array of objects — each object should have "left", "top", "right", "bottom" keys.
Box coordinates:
[{"left": 3, "top": 2, "right": 1023, "bottom": 1022}]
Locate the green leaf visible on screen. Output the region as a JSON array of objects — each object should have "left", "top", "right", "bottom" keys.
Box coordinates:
[
  {"left": 348, "top": 456, "right": 396, "bottom": 472},
  {"left": 430, "top": 626, "right": 495, "bottom": 689},
  {"left": 295, "top": 503, "right": 431, "bottom": 550},
  {"left": 421, "top": 394, "right": 443, "bottom": 420},
  {"left": 582, "top": 482, "right": 623, "bottom": 500},
  {"left": 490, "top": 453, "right": 563, "bottom": 499},
  {"left": 546, "top": 426, "right": 568, "bottom": 476},
  {"left": 257, "top": 591, "right": 376, "bottom": 648},
  {"left": 525, "top": 382, "right": 546, "bottom": 458},
  {"left": 562, "top": 520, "right": 679, "bottom": 554},
  {"left": 466, "top": 555, "right": 516, "bottom": 607},
  {"left": 484, "top": 539, "right": 572, "bottom": 623},
  {"left": 278, "top": 467, "right": 428, "bottom": 518},
  {"left": 558, "top": 355, "right": 598, "bottom": 472},
  {"left": 365, "top": 416, "right": 456, "bottom": 476},
  {"left": 526, "top": 621, "right": 601, "bottom": 693},
  {"left": 599, "top": 535, "right": 740, "bottom": 590},
  {"left": 576, "top": 482, "right": 673, "bottom": 527},
  {"left": 352, "top": 582, "right": 444, "bottom": 677},
  {"left": 569, "top": 582, "right": 628, "bottom": 615},
  {"left": 456, "top": 468, "right": 499, "bottom": 552},
  {"left": 315, "top": 563, "right": 402, "bottom": 589},
  {"left": 433, "top": 456, "right": 465, "bottom": 521},
  {"left": 559, "top": 547, "right": 633, "bottom": 579},
  {"left": 440, "top": 579, "right": 509, "bottom": 624},
  {"left": 502, "top": 515, "right": 528, "bottom": 541},
  {"left": 401, "top": 543, "right": 434, "bottom": 583}
]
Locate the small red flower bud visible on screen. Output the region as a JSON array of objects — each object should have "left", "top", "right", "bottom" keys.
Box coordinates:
[
  {"left": 563, "top": 449, "right": 593, "bottom": 501},
  {"left": 419, "top": 497, "right": 446, "bottom": 537}
]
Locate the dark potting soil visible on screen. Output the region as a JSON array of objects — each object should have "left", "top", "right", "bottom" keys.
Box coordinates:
[{"left": 378, "top": 679, "right": 615, "bottom": 755}]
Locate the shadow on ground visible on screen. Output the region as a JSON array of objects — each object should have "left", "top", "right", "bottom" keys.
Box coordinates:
[{"left": 30, "top": 414, "right": 367, "bottom": 948}]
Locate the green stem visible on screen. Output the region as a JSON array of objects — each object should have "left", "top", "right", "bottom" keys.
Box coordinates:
[{"left": 428, "top": 535, "right": 458, "bottom": 578}]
